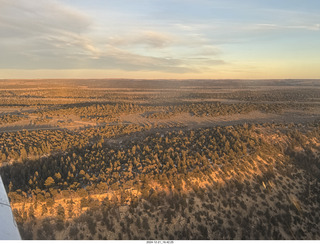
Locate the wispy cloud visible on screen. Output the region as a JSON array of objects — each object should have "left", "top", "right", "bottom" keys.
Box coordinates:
[
  {"left": 251, "top": 23, "right": 320, "bottom": 32},
  {"left": 0, "top": 0, "right": 95, "bottom": 67},
  {"left": 1, "top": 0, "right": 318, "bottom": 78},
  {"left": 108, "top": 31, "right": 173, "bottom": 48},
  {"left": 87, "top": 45, "right": 196, "bottom": 73},
  {"left": 0, "top": 0, "right": 92, "bottom": 38},
  {"left": 0, "top": 0, "right": 227, "bottom": 73}
]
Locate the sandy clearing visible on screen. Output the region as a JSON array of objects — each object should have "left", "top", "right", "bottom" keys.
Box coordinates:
[
  {"left": 1, "top": 106, "right": 319, "bottom": 133},
  {"left": 0, "top": 106, "right": 39, "bottom": 115},
  {"left": 119, "top": 110, "right": 320, "bottom": 129},
  {"left": 0, "top": 115, "right": 98, "bottom": 133}
]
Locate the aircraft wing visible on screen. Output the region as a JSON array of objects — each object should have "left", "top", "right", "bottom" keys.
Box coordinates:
[{"left": 0, "top": 176, "right": 21, "bottom": 240}]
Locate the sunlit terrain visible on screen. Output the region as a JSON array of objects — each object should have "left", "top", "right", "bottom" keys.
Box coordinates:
[{"left": 0, "top": 79, "right": 319, "bottom": 240}]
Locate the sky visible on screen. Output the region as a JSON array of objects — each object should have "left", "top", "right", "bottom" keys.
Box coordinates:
[{"left": 0, "top": 0, "right": 320, "bottom": 79}]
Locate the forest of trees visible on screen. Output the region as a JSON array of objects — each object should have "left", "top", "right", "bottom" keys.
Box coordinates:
[
  {"left": 0, "top": 81, "right": 319, "bottom": 240},
  {"left": 0, "top": 121, "right": 319, "bottom": 239},
  {"left": 2, "top": 124, "right": 262, "bottom": 200},
  {"left": 0, "top": 114, "right": 24, "bottom": 125}
]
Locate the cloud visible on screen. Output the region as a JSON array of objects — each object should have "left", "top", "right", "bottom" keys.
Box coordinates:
[
  {"left": 0, "top": 0, "right": 228, "bottom": 74},
  {"left": 252, "top": 23, "right": 320, "bottom": 32},
  {"left": 0, "top": 0, "right": 187, "bottom": 72},
  {"left": 84, "top": 45, "right": 197, "bottom": 73},
  {"left": 0, "top": 0, "right": 98, "bottom": 68},
  {"left": 107, "top": 31, "right": 173, "bottom": 49},
  {"left": 0, "top": 0, "right": 92, "bottom": 38},
  {"left": 194, "top": 46, "right": 221, "bottom": 56}
]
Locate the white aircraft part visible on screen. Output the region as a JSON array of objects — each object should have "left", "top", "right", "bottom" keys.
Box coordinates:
[{"left": 0, "top": 176, "right": 21, "bottom": 240}]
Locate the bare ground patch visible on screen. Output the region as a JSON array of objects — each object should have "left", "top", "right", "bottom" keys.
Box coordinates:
[
  {"left": 119, "top": 110, "right": 320, "bottom": 129},
  {"left": 0, "top": 114, "right": 97, "bottom": 133}
]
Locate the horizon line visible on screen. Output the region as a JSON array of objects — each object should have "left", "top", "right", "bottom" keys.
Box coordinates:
[{"left": 1, "top": 78, "right": 320, "bottom": 81}]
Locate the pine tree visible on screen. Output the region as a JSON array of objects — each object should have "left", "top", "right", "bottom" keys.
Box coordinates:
[{"left": 44, "top": 177, "right": 55, "bottom": 188}]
